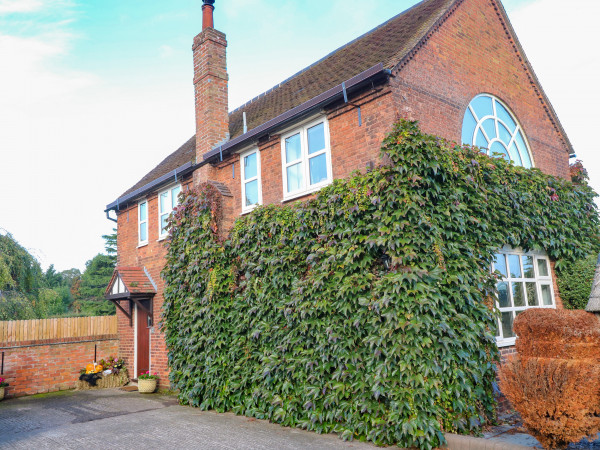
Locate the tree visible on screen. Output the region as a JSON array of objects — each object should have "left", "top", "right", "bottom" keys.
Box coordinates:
[
  {"left": 60, "top": 268, "right": 81, "bottom": 286},
  {"left": 102, "top": 228, "right": 117, "bottom": 265},
  {"left": 44, "top": 264, "right": 64, "bottom": 288},
  {"left": 0, "top": 292, "right": 36, "bottom": 320},
  {"left": 72, "top": 254, "right": 115, "bottom": 316},
  {"left": 0, "top": 232, "right": 44, "bottom": 296}
]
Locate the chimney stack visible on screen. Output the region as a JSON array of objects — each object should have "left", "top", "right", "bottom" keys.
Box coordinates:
[
  {"left": 193, "top": 0, "right": 229, "bottom": 179},
  {"left": 202, "top": 0, "right": 215, "bottom": 29}
]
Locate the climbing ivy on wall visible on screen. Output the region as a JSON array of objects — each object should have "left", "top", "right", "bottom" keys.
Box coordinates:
[{"left": 162, "top": 120, "right": 599, "bottom": 449}]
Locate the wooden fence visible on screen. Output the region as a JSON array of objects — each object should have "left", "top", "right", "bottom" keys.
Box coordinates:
[{"left": 0, "top": 316, "right": 117, "bottom": 344}]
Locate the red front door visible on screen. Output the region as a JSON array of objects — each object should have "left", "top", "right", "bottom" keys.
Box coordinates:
[{"left": 136, "top": 302, "right": 150, "bottom": 377}]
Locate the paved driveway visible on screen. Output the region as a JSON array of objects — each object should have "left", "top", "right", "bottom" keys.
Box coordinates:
[{"left": 0, "top": 389, "right": 376, "bottom": 449}]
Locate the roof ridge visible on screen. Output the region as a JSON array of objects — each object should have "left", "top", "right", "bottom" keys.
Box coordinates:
[{"left": 229, "top": 0, "right": 431, "bottom": 115}]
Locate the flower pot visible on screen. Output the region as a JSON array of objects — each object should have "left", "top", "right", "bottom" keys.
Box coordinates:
[
  {"left": 0, "top": 386, "right": 5, "bottom": 401},
  {"left": 138, "top": 378, "right": 157, "bottom": 393}
]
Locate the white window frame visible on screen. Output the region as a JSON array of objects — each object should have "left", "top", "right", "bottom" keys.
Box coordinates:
[
  {"left": 138, "top": 200, "right": 148, "bottom": 246},
  {"left": 493, "top": 247, "right": 556, "bottom": 347},
  {"left": 462, "top": 93, "right": 535, "bottom": 168},
  {"left": 158, "top": 184, "right": 182, "bottom": 240},
  {"left": 240, "top": 147, "right": 262, "bottom": 214},
  {"left": 280, "top": 117, "right": 332, "bottom": 201}
]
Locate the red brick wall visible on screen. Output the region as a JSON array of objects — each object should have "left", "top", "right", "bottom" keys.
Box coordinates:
[
  {"left": 114, "top": 0, "right": 572, "bottom": 391},
  {"left": 391, "top": 0, "right": 570, "bottom": 179},
  {"left": 1, "top": 337, "right": 118, "bottom": 398},
  {"left": 115, "top": 179, "right": 193, "bottom": 389}
]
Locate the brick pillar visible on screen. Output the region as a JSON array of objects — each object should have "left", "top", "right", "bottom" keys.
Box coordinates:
[{"left": 192, "top": 1, "right": 228, "bottom": 185}]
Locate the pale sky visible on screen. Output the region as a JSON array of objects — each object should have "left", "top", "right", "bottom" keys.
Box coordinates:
[{"left": 0, "top": 0, "right": 598, "bottom": 272}]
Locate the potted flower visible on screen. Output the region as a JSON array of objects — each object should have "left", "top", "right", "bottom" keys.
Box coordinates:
[
  {"left": 137, "top": 371, "right": 158, "bottom": 393},
  {"left": 0, "top": 377, "right": 8, "bottom": 401}
]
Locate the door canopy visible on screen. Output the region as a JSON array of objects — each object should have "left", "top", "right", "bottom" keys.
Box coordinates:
[{"left": 105, "top": 266, "right": 157, "bottom": 300}]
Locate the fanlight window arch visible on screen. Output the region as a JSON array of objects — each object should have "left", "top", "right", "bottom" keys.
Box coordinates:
[{"left": 461, "top": 94, "right": 533, "bottom": 168}]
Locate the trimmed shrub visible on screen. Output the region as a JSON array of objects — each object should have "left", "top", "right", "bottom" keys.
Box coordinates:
[
  {"left": 163, "top": 121, "right": 599, "bottom": 450},
  {"left": 556, "top": 255, "right": 597, "bottom": 310},
  {"left": 499, "top": 357, "right": 600, "bottom": 449},
  {"left": 514, "top": 308, "right": 600, "bottom": 360},
  {"left": 500, "top": 309, "right": 600, "bottom": 448}
]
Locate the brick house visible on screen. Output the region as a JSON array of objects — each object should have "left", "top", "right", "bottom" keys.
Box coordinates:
[{"left": 105, "top": 0, "right": 573, "bottom": 385}]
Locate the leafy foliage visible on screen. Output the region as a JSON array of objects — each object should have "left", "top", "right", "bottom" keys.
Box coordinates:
[
  {"left": 556, "top": 255, "right": 597, "bottom": 310},
  {"left": 0, "top": 232, "right": 44, "bottom": 296},
  {"left": 71, "top": 253, "right": 116, "bottom": 316},
  {"left": 0, "top": 231, "right": 115, "bottom": 319},
  {"left": 162, "top": 121, "right": 599, "bottom": 449},
  {"left": 102, "top": 228, "right": 117, "bottom": 264}
]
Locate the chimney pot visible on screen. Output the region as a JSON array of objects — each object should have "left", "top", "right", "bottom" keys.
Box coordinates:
[{"left": 202, "top": 0, "right": 215, "bottom": 30}]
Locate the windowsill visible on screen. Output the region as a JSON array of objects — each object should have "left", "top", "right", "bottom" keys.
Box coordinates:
[
  {"left": 157, "top": 235, "right": 168, "bottom": 242},
  {"left": 281, "top": 181, "right": 331, "bottom": 203},
  {"left": 241, "top": 205, "right": 259, "bottom": 216},
  {"left": 496, "top": 337, "right": 516, "bottom": 348},
  {"left": 137, "top": 242, "right": 148, "bottom": 249}
]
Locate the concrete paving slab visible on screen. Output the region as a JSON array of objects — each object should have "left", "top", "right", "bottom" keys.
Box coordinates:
[
  {"left": 0, "top": 389, "right": 375, "bottom": 449},
  {"left": 4, "top": 389, "right": 599, "bottom": 449}
]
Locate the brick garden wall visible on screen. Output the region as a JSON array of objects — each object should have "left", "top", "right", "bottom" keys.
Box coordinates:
[{"left": 1, "top": 337, "right": 118, "bottom": 398}]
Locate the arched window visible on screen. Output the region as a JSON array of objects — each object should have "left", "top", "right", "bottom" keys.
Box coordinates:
[{"left": 461, "top": 94, "right": 533, "bottom": 168}]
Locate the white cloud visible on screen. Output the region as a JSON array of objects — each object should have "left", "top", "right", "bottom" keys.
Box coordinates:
[
  {"left": 158, "top": 44, "right": 173, "bottom": 58},
  {"left": 0, "top": 2, "right": 193, "bottom": 272},
  {"left": 0, "top": 0, "right": 43, "bottom": 14},
  {"left": 509, "top": 0, "right": 600, "bottom": 201}
]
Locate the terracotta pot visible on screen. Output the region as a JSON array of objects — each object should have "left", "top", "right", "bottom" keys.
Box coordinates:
[
  {"left": 138, "top": 378, "right": 157, "bottom": 393},
  {"left": 0, "top": 386, "right": 5, "bottom": 401}
]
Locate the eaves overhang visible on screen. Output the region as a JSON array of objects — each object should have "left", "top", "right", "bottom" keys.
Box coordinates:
[
  {"left": 105, "top": 63, "right": 389, "bottom": 213},
  {"left": 105, "top": 160, "right": 198, "bottom": 212}
]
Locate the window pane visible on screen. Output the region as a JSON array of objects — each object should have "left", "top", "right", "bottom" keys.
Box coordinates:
[
  {"left": 498, "top": 123, "right": 512, "bottom": 144},
  {"left": 522, "top": 255, "right": 534, "bottom": 278},
  {"left": 140, "top": 222, "right": 147, "bottom": 242},
  {"left": 526, "top": 282, "right": 538, "bottom": 306},
  {"left": 475, "top": 128, "right": 488, "bottom": 149},
  {"left": 139, "top": 202, "right": 147, "bottom": 221},
  {"left": 497, "top": 282, "right": 509, "bottom": 308},
  {"left": 482, "top": 118, "right": 496, "bottom": 140},
  {"left": 512, "top": 282, "right": 525, "bottom": 307},
  {"left": 541, "top": 285, "right": 553, "bottom": 305},
  {"left": 462, "top": 109, "right": 477, "bottom": 145},
  {"left": 515, "top": 131, "right": 532, "bottom": 168},
  {"left": 309, "top": 153, "right": 327, "bottom": 185},
  {"left": 501, "top": 312, "right": 515, "bottom": 338},
  {"left": 307, "top": 123, "right": 325, "bottom": 155},
  {"left": 171, "top": 186, "right": 181, "bottom": 207},
  {"left": 160, "top": 214, "right": 168, "bottom": 235},
  {"left": 285, "top": 133, "right": 302, "bottom": 163},
  {"left": 159, "top": 192, "right": 168, "bottom": 214},
  {"left": 244, "top": 152, "right": 257, "bottom": 180},
  {"left": 472, "top": 95, "right": 493, "bottom": 120},
  {"left": 286, "top": 163, "right": 303, "bottom": 193},
  {"left": 490, "top": 141, "right": 510, "bottom": 161},
  {"left": 245, "top": 179, "right": 259, "bottom": 207},
  {"left": 494, "top": 254, "right": 508, "bottom": 278},
  {"left": 508, "top": 142, "right": 523, "bottom": 166},
  {"left": 495, "top": 101, "right": 517, "bottom": 132},
  {"left": 508, "top": 254, "right": 521, "bottom": 278},
  {"left": 537, "top": 258, "right": 549, "bottom": 277}
]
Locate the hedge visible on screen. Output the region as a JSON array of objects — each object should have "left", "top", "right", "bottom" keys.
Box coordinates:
[{"left": 162, "top": 120, "right": 599, "bottom": 449}]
